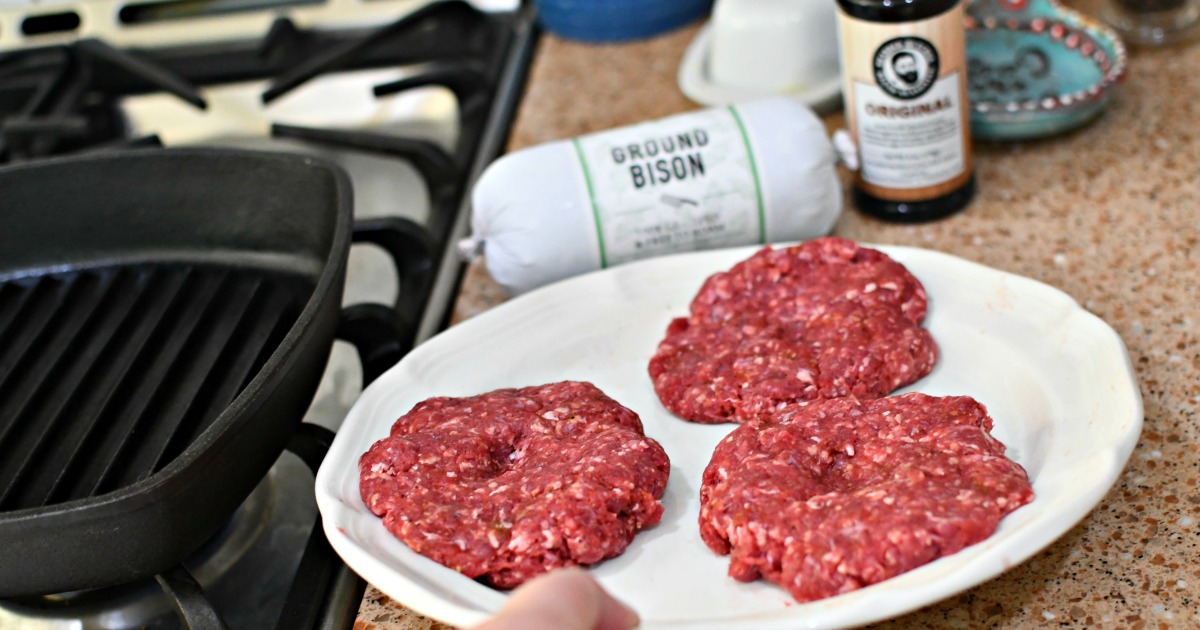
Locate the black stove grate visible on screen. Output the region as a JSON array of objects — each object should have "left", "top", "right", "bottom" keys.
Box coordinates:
[
  {"left": 0, "top": 0, "right": 540, "bottom": 627},
  {"left": 0, "top": 1, "right": 506, "bottom": 168}
]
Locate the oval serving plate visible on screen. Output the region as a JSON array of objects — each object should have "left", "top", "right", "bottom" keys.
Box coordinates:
[
  {"left": 316, "top": 243, "right": 1142, "bottom": 630},
  {"left": 967, "top": 0, "right": 1128, "bottom": 140}
]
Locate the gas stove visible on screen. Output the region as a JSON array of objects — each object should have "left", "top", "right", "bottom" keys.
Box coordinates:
[{"left": 0, "top": 0, "right": 536, "bottom": 627}]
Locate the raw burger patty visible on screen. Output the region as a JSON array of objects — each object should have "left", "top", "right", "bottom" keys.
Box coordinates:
[
  {"left": 359, "top": 381, "right": 670, "bottom": 588},
  {"left": 699, "top": 393, "right": 1035, "bottom": 603},
  {"left": 649, "top": 237, "right": 938, "bottom": 424}
]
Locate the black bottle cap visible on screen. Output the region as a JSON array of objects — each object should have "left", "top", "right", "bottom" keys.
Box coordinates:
[{"left": 836, "top": 0, "right": 960, "bottom": 23}]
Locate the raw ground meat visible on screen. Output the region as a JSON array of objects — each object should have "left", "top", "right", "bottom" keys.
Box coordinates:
[
  {"left": 699, "top": 393, "right": 1035, "bottom": 603},
  {"left": 688, "top": 237, "right": 930, "bottom": 328},
  {"left": 359, "top": 381, "right": 670, "bottom": 588},
  {"left": 649, "top": 237, "right": 938, "bottom": 424}
]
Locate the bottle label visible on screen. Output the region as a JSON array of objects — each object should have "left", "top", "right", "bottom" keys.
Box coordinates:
[
  {"left": 572, "top": 106, "right": 765, "bottom": 268},
  {"left": 837, "top": 3, "right": 972, "bottom": 201}
]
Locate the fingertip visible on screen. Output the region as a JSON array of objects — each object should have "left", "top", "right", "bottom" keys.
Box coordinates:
[
  {"left": 624, "top": 603, "right": 640, "bottom": 628},
  {"left": 611, "top": 599, "right": 641, "bottom": 630},
  {"left": 469, "top": 568, "right": 641, "bottom": 630},
  {"left": 592, "top": 578, "right": 640, "bottom": 630}
]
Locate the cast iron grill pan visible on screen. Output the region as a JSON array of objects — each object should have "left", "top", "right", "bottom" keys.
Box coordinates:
[
  {"left": 0, "top": 263, "right": 309, "bottom": 510},
  {"left": 0, "top": 149, "right": 427, "bottom": 598}
]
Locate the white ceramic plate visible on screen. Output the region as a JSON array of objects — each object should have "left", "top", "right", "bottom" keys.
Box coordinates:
[
  {"left": 677, "top": 23, "right": 843, "bottom": 112},
  {"left": 316, "top": 244, "right": 1142, "bottom": 630}
]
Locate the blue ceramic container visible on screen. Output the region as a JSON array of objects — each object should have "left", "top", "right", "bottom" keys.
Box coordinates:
[
  {"left": 535, "top": 0, "right": 714, "bottom": 42},
  {"left": 967, "top": 0, "right": 1128, "bottom": 141}
]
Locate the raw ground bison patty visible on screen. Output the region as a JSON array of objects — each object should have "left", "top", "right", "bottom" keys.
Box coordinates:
[
  {"left": 649, "top": 237, "right": 938, "bottom": 424},
  {"left": 699, "top": 393, "right": 1034, "bottom": 603},
  {"left": 359, "top": 381, "right": 670, "bottom": 588}
]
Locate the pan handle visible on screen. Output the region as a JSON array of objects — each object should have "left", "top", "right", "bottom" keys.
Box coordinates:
[{"left": 338, "top": 217, "right": 436, "bottom": 386}]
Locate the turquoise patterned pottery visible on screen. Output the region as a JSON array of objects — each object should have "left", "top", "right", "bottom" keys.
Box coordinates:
[{"left": 967, "top": 0, "right": 1128, "bottom": 140}]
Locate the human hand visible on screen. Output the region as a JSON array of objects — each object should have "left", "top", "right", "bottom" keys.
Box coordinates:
[{"left": 468, "top": 568, "right": 639, "bottom": 630}]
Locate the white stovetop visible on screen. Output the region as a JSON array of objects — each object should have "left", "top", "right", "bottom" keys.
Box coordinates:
[{"left": 0, "top": 0, "right": 519, "bottom": 51}]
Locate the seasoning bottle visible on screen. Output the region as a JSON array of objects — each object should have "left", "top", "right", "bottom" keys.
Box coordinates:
[{"left": 835, "top": 0, "right": 974, "bottom": 222}]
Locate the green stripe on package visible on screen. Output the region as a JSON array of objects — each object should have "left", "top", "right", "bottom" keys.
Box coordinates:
[
  {"left": 573, "top": 106, "right": 765, "bottom": 268},
  {"left": 572, "top": 138, "right": 608, "bottom": 268}
]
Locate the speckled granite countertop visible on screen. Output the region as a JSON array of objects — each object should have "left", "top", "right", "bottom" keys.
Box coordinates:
[{"left": 354, "top": 5, "right": 1197, "bottom": 628}]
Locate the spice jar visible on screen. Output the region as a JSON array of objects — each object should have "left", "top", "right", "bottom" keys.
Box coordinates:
[{"left": 836, "top": 0, "right": 974, "bottom": 222}]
